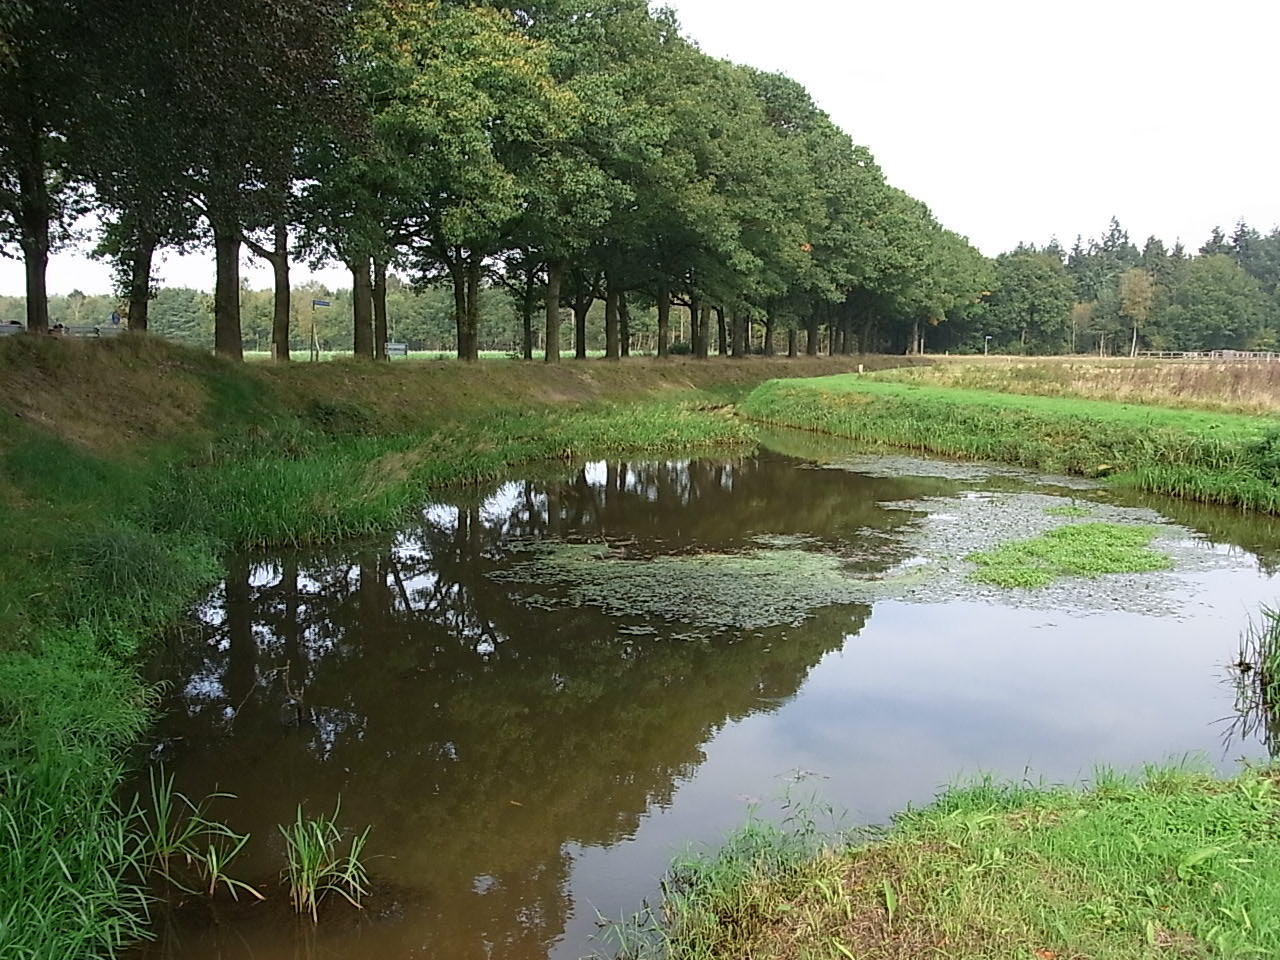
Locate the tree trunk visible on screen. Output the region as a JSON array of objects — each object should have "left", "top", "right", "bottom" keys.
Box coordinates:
[
  {"left": 656, "top": 277, "right": 670, "bottom": 358},
  {"left": 463, "top": 258, "right": 481, "bottom": 361},
  {"left": 270, "top": 222, "right": 290, "bottom": 359},
  {"left": 907, "top": 318, "right": 919, "bottom": 355},
  {"left": 17, "top": 147, "right": 51, "bottom": 332},
  {"left": 521, "top": 269, "right": 536, "bottom": 360},
  {"left": 22, "top": 241, "right": 49, "bottom": 332},
  {"left": 787, "top": 326, "right": 797, "bottom": 358},
  {"left": 604, "top": 276, "right": 620, "bottom": 359},
  {"left": 764, "top": 318, "right": 775, "bottom": 356},
  {"left": 1130, "top": 322, "right": 1139, "bottom": 358},
  {"left": 372, "top": 257, "right": 388, "bottom": 361},
  {"left": 805, "top": 316, "right": 819, "bottom": 356},
  {"left": 716, "top": 307, "right": 728, "bottom": 356},
  {"left": 451, "top": 260, "right": 467, "bottom": 357},
  {"left": 544, "top": 259, "right": 564, "bottom": 363},
  {"left": 619, "top": 296, "right": 631, "bottom": 357},
  {"left": 832, "top": 320, "right": 844, "bottom": 355},
  {"left": 127, "top": 231, "right": 157, "bottom": 333},
  {"left": 212, "top": 221, "right": 243, "bottom": 359},
  {"left": 730, "top": 312, "right": 747, "bottom": 357},
  {"left": 697, "top": 304, "right": 712, "bottom": 360},
  {"left": 351, "top": 256, "right": 374, "bottom": 359}
]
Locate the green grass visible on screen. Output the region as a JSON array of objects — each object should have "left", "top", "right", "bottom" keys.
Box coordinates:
[
  {"left": 615, "top": 764, "right": 1280, "bottom": 960},
  {"left": 739, "top": 375, "right": 1280, "bottom": 513},
  {"left": 967, "top": 522, "right": 1171, "bottom": 588}
]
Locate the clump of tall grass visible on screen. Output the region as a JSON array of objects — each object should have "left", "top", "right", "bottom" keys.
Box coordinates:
[
  {"left": 1230, "top": 606, "right": 1280, "bottom": 756},
  {"left": 136, "top": 767, "right": 262, "bottom": 902},
  {"left": 279, "top": 801, "right": 371, "bottom": 921}
]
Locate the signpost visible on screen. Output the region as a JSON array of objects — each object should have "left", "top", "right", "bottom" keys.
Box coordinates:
[{"left": 310, "top": 299, "right": 331, "bottom": 362}]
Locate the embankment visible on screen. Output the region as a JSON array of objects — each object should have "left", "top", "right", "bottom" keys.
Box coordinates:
[
  {"left": 0, "top": 336, "right": 915, "bottom": 956},
  {"left": 740, "top": 374, "right": 1280, "bottom": 512}
]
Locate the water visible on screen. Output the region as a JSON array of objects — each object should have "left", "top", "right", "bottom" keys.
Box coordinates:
[{"left": 138, "top": 439, "right": 1277, "bottom": 958}]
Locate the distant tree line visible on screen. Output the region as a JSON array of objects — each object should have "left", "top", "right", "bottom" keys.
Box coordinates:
[
  {"left": 2, "top": 0, "right": 993, "bottom": 361},
  {"left": 964, "top": 219, "right": 1280, "bottom": 356}
]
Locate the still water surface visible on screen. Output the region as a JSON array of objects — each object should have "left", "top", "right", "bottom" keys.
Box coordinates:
[{"left": 141, "top": 437, "right": 1278, "bottom": 958}]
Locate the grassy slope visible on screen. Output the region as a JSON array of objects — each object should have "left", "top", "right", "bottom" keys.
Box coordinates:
[
  {"left": 636, "top": 766, "right": 1280, "bottom": 960},
  {"left": 0, "top": 336, "right": 910, "bottom": 957},
  {"left": 740, "top": 375, "right": 1280, "bottom": 512}
]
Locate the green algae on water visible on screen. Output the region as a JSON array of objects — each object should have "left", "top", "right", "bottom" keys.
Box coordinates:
[
  {"left": 491, "top": 543, "right": 868, "bottom": 634},
  {"left": 968, "top": 522, "right": 1171, "bottom": 589}
]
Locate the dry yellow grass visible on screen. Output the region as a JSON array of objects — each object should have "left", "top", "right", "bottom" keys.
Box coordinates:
[{"left": 887, "top": 356, "right": 1280, "bottom": 415}]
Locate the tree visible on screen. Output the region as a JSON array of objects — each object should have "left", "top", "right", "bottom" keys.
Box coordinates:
[
  {"left": 0, "top": 0, "right": 101, "bottom": 330},
  {"left": 1200, "top": 225, "right": 1231, "bottom": 257},
  {"left": 156, "top": 0, "right": 349, "bottom": 358},
  {"left": 352, "top": 0, "right": 587, "bottom": 361},
  {"left": 1163, "top": 255, "right": 1266, "bottom": 350},
  {"left": 983, "top": 249, "right": 1073, "bottom": 352},
  {"left": 1118, "top": 268, "right": 1155, "bottom": 356}
]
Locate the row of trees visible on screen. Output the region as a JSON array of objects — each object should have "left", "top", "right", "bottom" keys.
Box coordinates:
[
  {"left": 1, "top": 0, "right": 992, "bottom": 363},
  {"left": 0, "top": 281, "right": 769, "bottom": 355},
  {"left": 974, "top": 220, "right": 1280, "bottom": 356}
]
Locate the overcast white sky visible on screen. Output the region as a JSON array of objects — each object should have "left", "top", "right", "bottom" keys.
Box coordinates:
[{"left": 4, "top": 0, "right": 1278, "bottom": 296}]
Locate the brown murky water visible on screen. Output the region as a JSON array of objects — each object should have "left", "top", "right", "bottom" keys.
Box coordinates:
[{"left": 138, "top": 438, "right": 1277, "bottom": 959}]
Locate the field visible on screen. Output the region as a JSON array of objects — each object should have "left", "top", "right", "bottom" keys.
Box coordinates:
[{"left": 883, "top": 356, "right": 1280, "bottom": 415}]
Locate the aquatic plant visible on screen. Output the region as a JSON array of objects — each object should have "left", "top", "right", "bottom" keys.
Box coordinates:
[
  {"left": 492, "top": 544, "right": 870, "bottom": 635},
  {"left": 1229, "top": 605, "right": 1280, "bottom": 757},
  {"left": 279, "top": 801, "right": 371, "bottom": 921},
  {"left": 137, "top": 767, "right": 261, "bottom": 901},
  {"left": 966, "top": 522, "right": 1170, "bottom": 588}
]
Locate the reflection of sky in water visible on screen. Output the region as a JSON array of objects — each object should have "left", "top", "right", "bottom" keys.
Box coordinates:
[{"left": 555, "top": 594, "right": 1270, "bottom": 955}]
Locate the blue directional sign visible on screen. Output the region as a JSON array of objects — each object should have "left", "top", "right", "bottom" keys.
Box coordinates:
[{"left": 312, "top": 299, "right": 331, "bottom": 308}]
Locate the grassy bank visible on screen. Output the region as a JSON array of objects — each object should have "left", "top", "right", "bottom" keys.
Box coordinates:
[
  {"left": 0, "top": 336, "right": 911, "bottom": 957},
  {"left": 740, "top": 375, "right": 1280, "bottom": 513},
  {"left": 621, "top": 765, "right": 1280, "bottom": 960}
]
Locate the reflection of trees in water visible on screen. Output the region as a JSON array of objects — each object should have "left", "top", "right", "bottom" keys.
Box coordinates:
[
  {"left": 148, "top": 455, "right": 921, "bottom": 958},
  {"left": 1137, "top": 494, "right": 1280, "bottom": 576}
]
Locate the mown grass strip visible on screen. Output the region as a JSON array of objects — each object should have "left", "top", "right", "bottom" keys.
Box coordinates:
[{"left": 739, "top": 375, "right": 1280, "bottom": 512}]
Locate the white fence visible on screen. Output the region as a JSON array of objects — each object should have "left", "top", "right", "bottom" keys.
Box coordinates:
[{"left": 1135, "top": 350, "right": 1280, "bottom": 363}]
